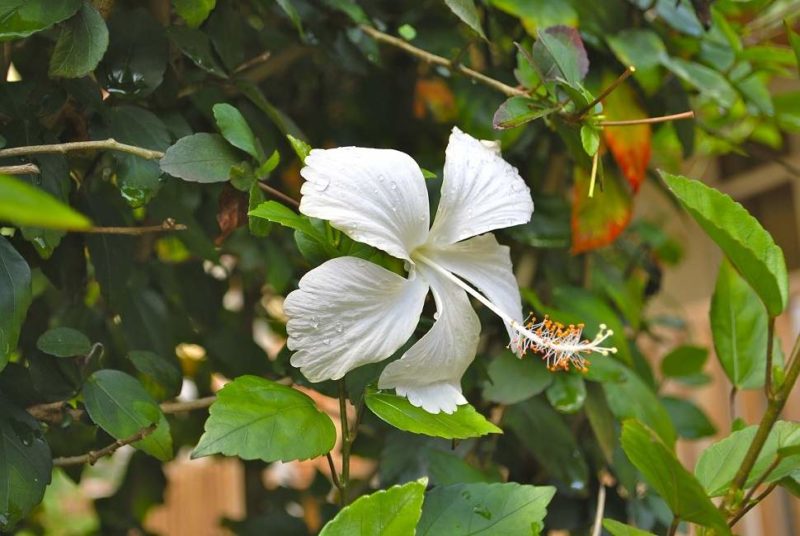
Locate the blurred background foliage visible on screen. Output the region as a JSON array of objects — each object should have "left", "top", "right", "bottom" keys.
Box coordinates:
[{"left": 0, "top": 0, "right": 799, "bottom": 534}]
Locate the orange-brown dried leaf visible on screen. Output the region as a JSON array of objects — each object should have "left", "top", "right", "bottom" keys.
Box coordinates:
[
  {"left": 216, "top": 184, "right": 248, "bottom": 245},
  {"left": 601, "top": 75, "right": 651, "bottom": 192},
  {"left": 413, "top": 78, "right": 458, "bottom": 122},
  {"left": 571, "top": 166, "right": 632, "bottom": 254}
]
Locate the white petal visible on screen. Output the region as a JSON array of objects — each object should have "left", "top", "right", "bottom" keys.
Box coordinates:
[
  {"left": 284, "top": 257, "right": 428, "bottom": 382},
  {"left": 428, "top": 127, "right": 533, "bottom": 245},
  {"left": 378, "top": 263, "right": 480, "bottom": 414},
  {"left": 300, "top": 147, "right": 430, "bottom": 260},
  {"left": 421, "top": 234, "right": 524, "bottom": 355}
]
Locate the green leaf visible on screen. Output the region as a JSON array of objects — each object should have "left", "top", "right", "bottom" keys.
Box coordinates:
[
  {"left": 426, "top": 449, "right": 499, "bottom": 485},
  {"left": 36, "top": 327, "right": 91, "bottom": 357},
  {"left": 287, "top": 134, "right": 312, "bottom": 163},
  {"left": 660, "top": 345, "right": 709, "bottom": 385},
  {"left": 492, "top": 96, "right": 558, "bottom": 129},
  {"left": 275, "top": 0, "right": 304, "bottom": 35},
  {"left": 167, "top": 26, "right": 227, "bottom": 78},
  {"left": 785, "top": 20, "right": 800, "bottom": 71},
  {"left": 661, "top": 57, "right": 737, "bottom": 109},
  {"left": 173, "top": 0, "right": 216, "bottom": 28},
  {"left": 418, "top": 482, "right": 555, "bottom": 535},
  {"left": 0, "top": 174, "right": 91, "bottom": 229},
  {"left": 322, "top": 0, "right": 369, "bottom": 24},
  {"left": 545, "top": 373, "right": 586, "bottom": 413},
  {"left": 48, "top": 2, "right": 108, "bottom": 78},
  {"left": 531, "top": 25, "right": 588, "bottom": 86},
  {"left": 128, "top": 350, "right": 182, "bottom": 402},
  {"left": 160, "top": 133, "right": 243, "bottom": 183},
  {"left": 249, "top": 200, "right": 321, "bottom": 240},
  {"left": 320, "top": 479, "right": 426, "bottom": 536},
  {"left": 505, "top": 398, "right": 589, "bottom": 489},
  {"left": 482, "top": 350, "right": 552, "bottom": 404},
  {"left": 0, "top": 0, "right": 81, "bottom": 40},
  {"left": 443, "top": 0, "right": 486, "bottom": 39},
  {"left": 365, "top": 389, "right": 501, "bottom": 440},
  {"left": 660, "top": 396, "right": 716, "bottom": 440},
  {"left": 607, "top": 29, "right": 666, "bottom": 70},
  {"left": 82, "top": 370, "right": 173, "bottom": 461},
  {"left": 602, "top": 518, "right": 656, "bottom": 536},
  {"left": 661, "top": 172, "right": 788, "bottom": 316},
  {"left": 695, "top": 421, "right": 800, "bottom": 496},
  {"left": 0, "top": 395, "right": 52, "bottom": 531},
  {"left": 192, "top": 375, "right": 336, "bottom": 462},
  {"left": 710, "top": 258, "right": 768, "bottom": 389},
  {"left": 620, "top": 420, "right": 730, "bottom": 534},
  {"left": 585, "top": 382, "right": 617, "bottom": 463},
  {"left": 580, "top": 124, "right": 600, "bottom": 156},
  {"left": 213, "top": 103, "right": 261, "bottom": 159},
  {"left": 0, "top": 237, "right": 31, "bottom": 370}
]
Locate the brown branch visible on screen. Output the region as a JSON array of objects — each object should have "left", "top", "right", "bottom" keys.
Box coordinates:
[
  {"left": 728, "top": 482, "right": 778, "bottom": 527},
  {"left": 0, "top": 139, "right": 165, "bottom": 161},
  {"left": 80, "top": 218, "right": 188, "bottom": 235},
  {"left": 53, "top": 423, "right": 157, "bottom": 467},
  {"left": 159, "top": 396, "right": 216, "bottom": 414},
  {"left": 326, "top": 452, "right": 344, "bottom": 497},
  {"left": 257, "top": 181, "right": 300, "bottom": 208},
  {"left": 667, "top": 516, "right": 680, "bottom": 536},
  {"left": 598, "top": 111, "right": 695, "bottom": 126},
  {"left": 29, "top": 395, "right": 216, "bottom": 425},
  {"left": 360, "top": 25, "right": 527, "bottom": 98},
  {"left": 0, "top": 163, "right": 40, "bottom": 175},
  {"left": 576, "top": 66, "right": 635, "bottom": 119}
]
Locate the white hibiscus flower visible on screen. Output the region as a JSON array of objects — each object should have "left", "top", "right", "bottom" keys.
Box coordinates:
[{"left": 283, "top": 127, "right": 615, "bottom": 414}]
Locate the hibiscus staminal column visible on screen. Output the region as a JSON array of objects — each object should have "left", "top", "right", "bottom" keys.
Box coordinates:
[{"left": 414, "top": 252, "right": 617, "bottom": 372}]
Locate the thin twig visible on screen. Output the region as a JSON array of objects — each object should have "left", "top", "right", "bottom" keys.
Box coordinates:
[
  {"left": 598, "top": 111, "right": 695, "bottom": 126},
  {"left": 360, "top": 25, "right": 526, "bottom": 98},
  {"left": 29, "top": 395, "right": 216, "bottom": 425},
  {"left": 233, "top": 50, "right": 272, "bottom": 74},
  {"left": 257, "top": 181, "right": 300, "bottom": 208},
  {"left": 326, "top": 452, "right": 344, "bottom": 496},
  {"left": 53, "top": 423, "right": 157, "bottom": 467},
  {"left": 0, "top": 139, "right": 165, "bottom": 161},
  {"left": 590, "top": 485, "right": 606, "bottom": 536},
  {"left": 667, "top": 516, "right": 680, "bottom": 536},
  {"left": 0, "top": 163, "right": 40, "bottom": 175},
  {"left": 577, "top": 66, "right": 635, "bottom": 118},
  {"left": 159, "top": 396, "right": 216, "bottom": 414},
  {"left": 81, "top": 219, "right": 187, "bottom": 235},
  {"left": 338, "top": 381, "right": 351, "bottom": 506},
  {"left": 729, "top": 386, "right": 737, "bottom": 424},
  {"left": 741, "top": 455, "right": 782, "bottom": 507},
  {"left": 728, "top": 482, "right": 778, "bottom": 527}
]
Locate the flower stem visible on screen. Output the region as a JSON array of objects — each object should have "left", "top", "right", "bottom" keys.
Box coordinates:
[{"left": 338, "top": 380, "right": 351, "bottom": 505}]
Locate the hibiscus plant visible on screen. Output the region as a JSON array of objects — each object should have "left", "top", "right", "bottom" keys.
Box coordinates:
[{"left": 1, "top": 1, "right": 799, "bottom": 535}]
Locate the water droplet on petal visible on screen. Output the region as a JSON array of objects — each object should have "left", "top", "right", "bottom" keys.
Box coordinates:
[
  {"left": 511, "top": 181, "right": 523, "bottom": 192},
  {"left": 335, "top": 322, "right": 344, "bottom": 333},
  {"left": 312, "top": 176, "right": 330, "bottom": 192},
  {"left": 433, "top": 311, "right": 441, "bottom": 320},
  {"left": 390, "top": 181, "right": 397, "bottom": 190},
  {"left": 323, "top": 338, "right": 331, "bottom": 345}
]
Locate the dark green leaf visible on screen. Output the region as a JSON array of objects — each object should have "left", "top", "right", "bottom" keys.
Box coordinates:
[
  {"left": 444, "top": 0, "right": 486, "bottom": 39},
  {"left": 275, "top": 0, "right": 304, "bottom": 35},
  {"left": 0, "top": 0, "right": 81, "bottom": 40},
  {"left": 36, "top": 327, "right": 91, "bottom": 357},
  {"left": 0, "top": 395, "right": 52, "bottom": 531},
  {"left": 620, "top": 420, "right": 729, "bottom": 534},
  {"left": 418, "top": 482, "right": 555, "bottom": 535},
  {"left": 0, "top": 174, "right": 91, "bottom": 229},
  {"left": 322, "top": 0, "right": 368, "bottom": 24},
  {"left": 660, "top": 396, "right": 715, "bottom": 440},
  {"left": 492, "top": 96, "right": 558, "bottom": 129},
  {"left": 320, "top": 479, "right": 426, "bottom": 536},
  {"left": 661, "top": 57, "right": 737, "bottom": 109},
  {"left": 192, "top": 375, "right": 336, "bottom": 462},
  {"left": 173, "top": 0, "right": 216, "bottom": 28},
  {"left": 585, "top": 382, "right": 617, "bottom": 463},
  {"left": 213, "top": 103, "right": 261, "bottom": 159},
  {"left": 607, "top": 29, "right": 666, "bottom": 70},
  {"left": 167, "top": 26, "right": 227, "bottom": 78},
  {"left": 505, "top": 398, "right": 589, "bottom": 490},
  {"left": 426, "top": 449, "right": 499, "bottom": 486},
  {"left": 482, "top": 350, "right": 552, "bottom": 404},
  {"left": 545, "top": 373, "right": 586, "bottom": 413},
  {"left": 661, "top": 172, "right": 788, "bottom": 316},
  {"left": 128, "top": 350, "right": 182, "bottom": 402},
  {"left": 82, "top": 370, "right": 173, "bottom": 461},
  {"left": 365, "top": 389, "right": 501, "bottom": 440},
  {"left": 48, "top": 2, "right": 109, "bottom": 78},
  {"left": 660, "top": 345, "right": 708, "bottom": 385},
  {"left": 710, "top": 258, "right": 768, "bottom": 389},
  {"left": 0, "top": 237, "right": 31, "bottom": 370},
  {"left": 160, "top": 133, "right": 243, "bottom": 183},
  {"left": 602, "top": 518, "right": 655, "bottom": 536},
  {"left": 531, "top": 25, "right": 589, "bottom": 86}
]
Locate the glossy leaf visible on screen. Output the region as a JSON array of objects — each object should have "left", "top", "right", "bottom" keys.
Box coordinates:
[
  {"left": 505, "top": 398, "right": 589, "bottom": 490},
  {"left": 601, "top": 77, "right": 651, "bottom": 191},
  {"left": 0, "top": 238, "right": 31, "bottom": 370},
  {"left": 0, "top": 395, "right": 52, "bottom": 531},
  {"left": 0, "top": 174, "right": 91, "bottom": 229},
  {"left": 531, "top": 25, "right": 588, "bottom": 86},
  {"left": 48, "top": 2, "right": 109, "bottom": 78},
  {"left": 710, "top": 258, "right": 768, "bottom": 389},
  {"left": 444, "top": 0, "right": 485, "bottom": 38},
  {"left": 660, "top": 345, "right": 708, "bottom": 385},
  {"left": 213, "top": 103, "right": 261, "bottom": 159},
  {"left": 482, "top": 351, "right": 552, "bottom": 404},
  {"left": 160, "top": 133, "right": 243, "bottom": 183},
  {"left": 0, "top": 0, "right": 81, "bottom": 40},
  {"left": 493, "top": 96, "right": 558, "bottom": 129},
  {"left": 603, "top": 519, "right": 656, "bottom": 536},
  {"left": 319, "top": 479, "right": 426, "bottom": 536},
  {"left": 192, "top": 376, "right": 336, "bottom": 461},
  {"left": 128, "top": 350, "right": 183, "bottom": 402},
  {"left": 620, "top": 420, "right": 730, "bottom": 534},
  {"left": 418, "top": 482, "right": 555, "bottom": 535},
  {"left": 365, "top": 389, "right": 501, "bottom": 440},
  {"left": 36, "top": 327, "right": 91, "bottom": 357},
  {"left": 571, "top": 166, "right": 632, "bottom": 253},
  {"left": 173, "top": 0, "right": 216, "bottom": 27},
  {"left": 660, "top": 396, "right": 715, "bottom": 440},
  {"left": 662, "top": 172, "right": 788, "bottom": 316},
  {"left": 545, "top": 373, "right": 586, "bottom": 413},
  {"left": 82, "top": 370, "right": 173, "bottom": 461},
  {"left": 167, "top": 26, "right": 227, "bottom": 78},
  {"left": 695, "top": 421, "right": 800, "bottom": 496}
]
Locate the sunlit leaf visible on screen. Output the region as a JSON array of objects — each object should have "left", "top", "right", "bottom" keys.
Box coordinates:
[{"left": 0, "top": 174, "right": 91, "bottom": 230}]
